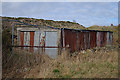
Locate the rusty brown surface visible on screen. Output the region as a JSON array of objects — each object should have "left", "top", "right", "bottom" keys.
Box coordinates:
[
  {"left": 18, "top": 28, "right": 113, "bottom": 56},
  {"left": 103, "top": 32, "right": 107, "bottom": 46},
  {"left": 20, "top": 32, "right": 24, "bottom": 49},
  {"left": 30, "top": 32, "right": 35, "bottom": 52},
  {"left": 78, "top": 32, "right": 84, "bottom": 50},
  {"left": 64, "top": 29, "right": 77, "bottom": 52},
  {"left": 90, "top": 31, "right": 97, "bottom": 48},
  {"left": 84, "top": 32, "right": 90, "bottom": 50}
]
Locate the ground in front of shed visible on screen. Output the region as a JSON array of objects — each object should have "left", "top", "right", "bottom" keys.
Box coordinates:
[{"left": 23, "top": 45, "right": 118, "bottom": 78}]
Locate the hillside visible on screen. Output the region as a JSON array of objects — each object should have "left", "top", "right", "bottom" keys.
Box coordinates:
[{"left": 1, "top": 16, "right": 85, "bottom": 30}]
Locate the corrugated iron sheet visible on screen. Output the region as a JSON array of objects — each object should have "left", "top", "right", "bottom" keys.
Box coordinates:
[
  {"left": 45, "top": 31, "right": 58, "bottom": 58},
  {"left": 97, "top": 32, "right": 99, "bottom": 47},
  {"left": 34, "top": 31, "right": 40, "bottom": 53},
  {"left": 107, "top": 32, "right": 110, "bottom": 45},
  {"left": 78, "top": 32, "right": 84, "bottom": 50},
  {"left": 90, "top": 31, "right": 97, "bottom": 48},
  {"left": 103, "top": 32, "right": 107, "bottom": 46},
  {"left": 62, "top": 29, "right": 113, "bottom": 53},
  {"left": 18, "top": 31, "right": 58, "bottom": 58},
  {"left": 24, "top": 32, "right": 30, "bottom": 50},
  {"left": 18, "top": 28, "right": 113, "bottom": 58},
  {"left": 109, "top": 32, "right": 113, "bottom": 45},
  {"left": 64, "top": 29, "right": 77, "bottom": 52},
  {"left": 20, "top": 32, "right": 24, "bottom": 49},
  {"left": 30, "top": 32, "right": 35, "bottom": 52},
  {"left": 84, "top": 32, "right": 90, "bottom": 50}
]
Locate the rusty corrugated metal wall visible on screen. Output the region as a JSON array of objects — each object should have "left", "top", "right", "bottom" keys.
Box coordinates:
[
  {"left": 30, "top": 32, "right": 35, "bottom": 52},
  {"left": 62, "top": 28, "right": 113, "bottom": 53},
  {"left": 18, "top": 28, "right": 113, "bottom": 57},
  {"left": 64, "top": 29, "right": 77, "bottom": 52},
  {"left": 18, "top": 30, "right": 58, "bottom": 58},
  {"left": 90, "top": 31, "right": 97, "bottom": 48},
  {"left": 20, "top": 32, "right": 24, "bottom": 49},
  {"left": 78, "top": 32, "right": 84, "bottom": 51}
]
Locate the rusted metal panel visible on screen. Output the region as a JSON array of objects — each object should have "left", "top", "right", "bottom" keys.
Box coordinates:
[
  {"left": 18, "top": 27, "right": 113, "bottom": 58},
  {"left": 64, "top": 29, "right": 77, "bottom": 52},
  {"left": 103, "top": 32, "right": 107, "bottom": 46},
  {"left": 84, "top": 32, "right": 90, "bottom": 50},
  {"left": 100, "top": 32, "right": 107, "bottom": 47},
  {"left": 90, "top": 31, "right": 97, "bottom": 48},
  {"left": 20, "top": 32, "right": 24, "bottom": 49},
  {"left": 78, "top": 32, "right": 84, "bottom": 50},
  {"left": 107, "top": 32, "right": 110, "bottom": 45},
  {"left": 94, "top": 32, "right": 97, "bottom": 47},
  {"left": 30, "top": 32, "right": 35, "bottom": 52}
]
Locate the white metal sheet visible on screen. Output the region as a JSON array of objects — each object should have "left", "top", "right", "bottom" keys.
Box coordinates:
[
  {"left": 24, "top": 32, "right": 30, "bottom": 49},
  {"left": 45, "top": 31, "right": 58, "bottom": 58},
  {"left": 97, "top": 32, "right": 99, "bottom": 47},
  {"left": 45, "top": 31, "right": 57, "bottom": 46},
  {"left": 34, "top": 31, "right": 40, "bottom": 52}
]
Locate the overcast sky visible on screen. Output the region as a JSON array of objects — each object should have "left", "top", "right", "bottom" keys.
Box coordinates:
[{"left": 2, "top": 2, "right": 118, "bottom": 27}]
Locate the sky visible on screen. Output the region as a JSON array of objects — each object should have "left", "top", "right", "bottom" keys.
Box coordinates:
[{"left": 1, "top": 2, "right": 118, "bottom": 27}]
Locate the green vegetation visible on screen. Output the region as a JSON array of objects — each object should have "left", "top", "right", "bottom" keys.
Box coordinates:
[{"left": 53, "top": 69, "right": 60, "bottom": 73}]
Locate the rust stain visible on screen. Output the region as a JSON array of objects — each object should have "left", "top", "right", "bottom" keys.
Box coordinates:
[
  {"left": 30, "top": 32, "right": 35, "bottom": 52},
  {"left": 20, "top": 32, "right": 24, "bottom": 49},
  {"left": 78, "top": 32, "right": 84, "bottom": 50},
  {"left": 84, "top": 32, "right": 90, "bottom": 50},
  {"left": 103, "top": 32, "right": 107, "bottom": 46},
  {"left": 18, "top": 28, "right": 113, "bottom": 55},
  {"left": 90, "top": 31, "right": 97, "bottom": 48},
  {"left": 64, "top": 29, "right": 77, "bottom": 52}
]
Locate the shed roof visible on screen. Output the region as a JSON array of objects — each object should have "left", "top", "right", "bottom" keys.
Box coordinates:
[{"left": 1, "top": 19, "right": 112, "bottom": 33}]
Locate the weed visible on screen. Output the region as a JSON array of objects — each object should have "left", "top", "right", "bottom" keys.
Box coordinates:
[{"left": 53, "top": 69, "right": 60, "bottom": 73}]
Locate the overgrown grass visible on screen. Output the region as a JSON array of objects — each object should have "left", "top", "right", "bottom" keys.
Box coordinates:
[
  {"left": 2, "top": 48, "right": 46, "bottom": 78},
  {"left": 23, "top": 46, "right": 118, "bottom": 78}
]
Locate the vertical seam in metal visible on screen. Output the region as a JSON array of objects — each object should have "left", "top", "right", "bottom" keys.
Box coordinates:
[
  {"left": 38, "top": 28, "right": 40, "bottom": 54},
  {"left": 76, "top": 32, "right": 79, "bottom": 51},
  {"left": 11, "top": 23, "right": 14, "bottom": 55},
  {"left": 62, "top": 28, "right": 65, "bottom": 49}
]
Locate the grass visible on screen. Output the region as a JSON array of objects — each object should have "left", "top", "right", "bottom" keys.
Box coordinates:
[
  {"left": 2, "top": 48, "right": 46, "bottom": 78},
  {"left": 22, "top": 46, "right": 118, "bottom": 78}
]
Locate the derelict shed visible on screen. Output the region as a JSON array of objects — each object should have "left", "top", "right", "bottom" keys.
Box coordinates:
[
  {"left": 17, "top": 26, "right": 61, "bottom": 58},
  {"left": 61, "top": 28, "right": 113, "bottom": 53},
  {"left": 17, "top": 26, "right": 113, "bottom": 58}
]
